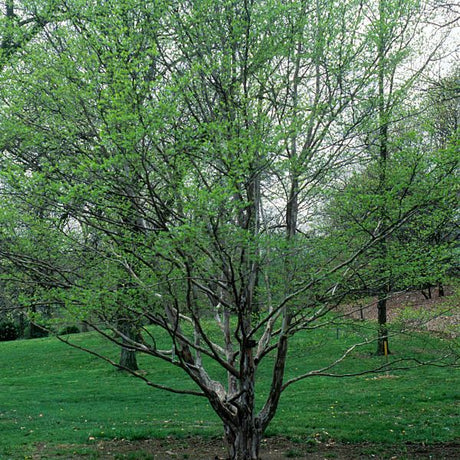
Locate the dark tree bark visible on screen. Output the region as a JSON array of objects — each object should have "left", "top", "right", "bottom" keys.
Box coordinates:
[
  {"left": 438, "top": 282, "right": 445, "bottom": 297},
  {"left": 421, "top": 285, "right": 432, "bottom": 300},
  {"left": 376, "top": 294, "right": 390, "bottom": 356},
  {"left": 118, "top": 320, "right": 139, "bottom": 371},
  {"left": 119, "top": 345, "right": 138, "bottom": 372},
  {"left": 375, "top": 0, "right": 390, "bottom": 356}
]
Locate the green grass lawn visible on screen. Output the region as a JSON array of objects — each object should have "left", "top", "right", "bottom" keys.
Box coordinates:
[{"left": 0, "top": 325, "right": 458, "bottom": 458}]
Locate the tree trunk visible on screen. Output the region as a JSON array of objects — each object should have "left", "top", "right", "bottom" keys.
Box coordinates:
[
  {"left": 421, "top": 284, "right": 432, "bottom": 300},
  {"left": 220, "top": 328, "right": 263, "bottom": 460},
  {"left": 18, "top": 312, "right": 26, "bottom": 338},
  {"left": 118, "top": 321, "right": 139, "bottom": 371},
  {"left": 438, "top": 282, "right": 444, "bottom": 297},
  {"left": 375, "top": 0, "right": 390, "bottom": 356},
  {"left": 224, "top": 420, "right": 261, "bottom": 460},
  {"left": 376, "top": 294, "right": 389, "bottom": 356},
  {"left": 119, "top": 343, "right": 138, "bottom": 371}
]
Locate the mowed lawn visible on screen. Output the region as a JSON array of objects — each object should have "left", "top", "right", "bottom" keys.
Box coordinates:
[{"left": 0, "top": 324, "right": 459, "bottom": 458}]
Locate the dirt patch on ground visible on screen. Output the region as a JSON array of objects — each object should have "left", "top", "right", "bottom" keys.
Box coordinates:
[{"left": 34, "top": 437, "right": 460, "bottom": 459}]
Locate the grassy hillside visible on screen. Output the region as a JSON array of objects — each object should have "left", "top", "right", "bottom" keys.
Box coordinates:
[{"left": 0, "top": 325, "right": 458, "bottom": 458}]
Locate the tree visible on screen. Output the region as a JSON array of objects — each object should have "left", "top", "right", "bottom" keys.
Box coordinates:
[
  {"left": 321, "top": 55, "right": 458, "bottom": 350},
  {"left": 426, "top": 66, "right": 459, "bottom": 149},
  {"left": 348, "top": 0, "right": 455, "bottom": 354},
  {"left": 323, "top": 127, "right": 458, "bottom": 308},
  {"left": 417, "top": 66, "right": 460, "bottom": 295},
  {"left": 0, "top": 1, "right": 456, "bottom": 458}
]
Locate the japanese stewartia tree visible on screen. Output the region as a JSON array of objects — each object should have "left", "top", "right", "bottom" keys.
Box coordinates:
[{"left": 0, "top": 1, "right": 457, "bottom": 458}]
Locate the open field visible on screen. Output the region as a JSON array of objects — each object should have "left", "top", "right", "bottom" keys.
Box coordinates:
[{"left": 0, "top": 314, "right": 459, "bottom": 459}]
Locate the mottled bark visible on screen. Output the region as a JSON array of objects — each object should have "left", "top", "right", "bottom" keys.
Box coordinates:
[
  {"left": 224, "top": 339, "right": 261, "bottom": 459},
  {"left": 224, "top": 418, "right": 261, "bottom": 460}
]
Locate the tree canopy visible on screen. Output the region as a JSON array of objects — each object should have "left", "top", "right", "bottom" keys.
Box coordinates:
[{"left": 0, "top": 1, "right": 458, "bottom": 458}]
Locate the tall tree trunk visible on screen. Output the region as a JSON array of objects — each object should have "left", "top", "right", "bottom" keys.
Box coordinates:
[{"left": 376, "top": 0, "right": 390, "bottom": 356}]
